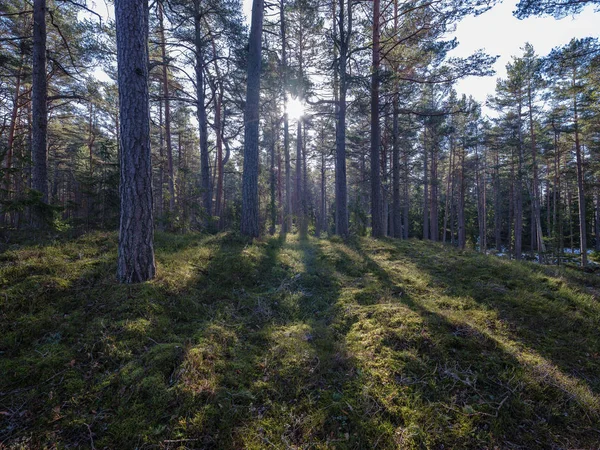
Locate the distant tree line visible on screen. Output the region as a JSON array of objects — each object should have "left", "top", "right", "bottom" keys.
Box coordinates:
[{"left": 0, "top": 0, "right": 599, "bottom": 282}]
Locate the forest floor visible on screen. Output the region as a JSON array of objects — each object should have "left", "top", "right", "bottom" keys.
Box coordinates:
[{"left": 1, "top": 231, "right": 600, "bottom": 449}]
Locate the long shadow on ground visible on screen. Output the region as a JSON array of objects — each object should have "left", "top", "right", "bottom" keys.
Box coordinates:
[
  {"left": 3, "top": 233, "right": 599, "bottom": 449},
  {"left": 345, "top": 237, "right": 600, "bottom": 449}
]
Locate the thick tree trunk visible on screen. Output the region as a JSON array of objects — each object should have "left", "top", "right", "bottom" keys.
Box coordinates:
[
  {"left": 370, "top": 0, "right": 382, "bottom": 237},
  {"left": 240, "top": 0, "right": 263, "bottom": 237},
  {"left": 32, "top": 0, "right": 48, "bottom": 211},
  {"left": 115, "top": 0, "right": 156, "bottom": 283}
]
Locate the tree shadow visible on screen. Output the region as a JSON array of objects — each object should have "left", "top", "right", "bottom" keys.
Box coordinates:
[
  {"left": 384, "top": 239, "right": 600, "bottom": 392},
  {"left": 4, "top": 232, "right": 599, "bottom": 448},
  {"left": 343, "top": 237, "right": 600, "bottom": 448},
  {"left": 165, "top": 235, "right": 363, "bottom": 448}
]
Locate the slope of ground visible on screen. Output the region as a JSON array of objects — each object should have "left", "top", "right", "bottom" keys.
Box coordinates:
[{"left": 1, "top": 232, "right": 599, "bottom": 449}]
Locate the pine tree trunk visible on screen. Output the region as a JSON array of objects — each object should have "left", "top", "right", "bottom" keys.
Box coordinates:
[
  {"left": 422, "top": 125, "right": 429, "bottom": 240},
  {"left": 32, "top": 0, "right": 48, "bottom": 220},
  {"left": 527, "top": 82, "right": 544, "bottom": 256},
  {"left": 514, "top": 101, "right": 524, "bottom": 260},
  {"left": 3, "top": 54, "right": 23, "bottom": 198},
  {"left": 240, "top": 0, "right": 263, "bottom": 237},
  {"left": 573, "top": 93, "right": 587, "bottom": 266},
  {"left": 157, "top": 96, "right": 165, "bottom": 223},
  {"left": 334, "top": 0, "right": 349, "bottom": 237},
  {"left": 430, "top": 143, "right": 438, "bottom": 241},
  {"left": 402, "top": 140, "right": 410, "bottom": 239},
  {"left": 269, "top": 124, "right": 276, "bottom": 235},
  {"left": 194, "top": 0, "right": 212, "bottom": 223},
  {"left": 494, "top": 146, "right": 501, "bottom": 250},
  {"left": 457, "top": 147, "right": 466, "bottom": 249},
  {"left": 115, "top": 0, "right": 156, "bottom": 283},
  {"left": 370, "top": 0, "right": 382, "bottom": 237},
  {"left": 392, "top": 92, "right": 401, "bottom": 238},
  {"left": 296, "top": 120, "right": 306, "bottom": 236},
  {"left": 280, "top": 0, "right": 292, "bottom": 233},
  {"left": 215, "top": 88, "right": 224, "bottom": 226},
  {"left": 320, "top": 134, "right": 327, "bottom": 236},
  {"left": 158, "top": 2, "right": 176, "bottom": 216},
  {"left": 443, "top": 134, "right": 454, "bottom": 244},
  {"left": 594, "top": 187, "right": 600, "bottom": 251}
]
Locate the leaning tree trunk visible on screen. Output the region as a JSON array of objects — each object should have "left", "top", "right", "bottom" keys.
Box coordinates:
[
  {"left": 32, "top": 0, "right": 48, "bottom": 225},
  {"left": 240, "top": 0, "right": 264, "bottom": 237},
  {"left": 115, "top": 0, "right": 156, "bottom": 283}
]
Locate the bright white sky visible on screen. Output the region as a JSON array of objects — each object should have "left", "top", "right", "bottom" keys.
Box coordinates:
[
  {"left": 242, "top": 0, "right": 600, "bottom": 114},
  {"left": 450, "top": 0, "right": 600, "bottom": 111},
  {"left": 95, "top": 0, "right": 599, "bottom": 113}
]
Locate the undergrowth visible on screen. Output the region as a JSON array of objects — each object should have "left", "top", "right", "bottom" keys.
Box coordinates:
[{"left": 1, "top": 232, "right": 599, "bottom": 448}]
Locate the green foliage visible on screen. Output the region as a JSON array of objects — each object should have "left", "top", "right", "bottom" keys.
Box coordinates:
[{"left": 1, "top": 233, "right": 599, "bottom": 447}]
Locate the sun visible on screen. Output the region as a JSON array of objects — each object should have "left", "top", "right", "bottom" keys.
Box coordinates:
[{"left": 286, "top": 97, "right": 305, "bottom": 121}]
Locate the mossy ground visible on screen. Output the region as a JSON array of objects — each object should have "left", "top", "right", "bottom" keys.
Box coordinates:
[{"left": 1, "top": 232, "right": 599, "bottom": 449}]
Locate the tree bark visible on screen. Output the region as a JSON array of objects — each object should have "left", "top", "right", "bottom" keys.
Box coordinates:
[
  {"left": 457, "top": 145, "right": 466, "bottom": 249},
  {"left": 3, "top": 53, "right": 24, "bottom": 199},
  {"left": 269, "top": 122, "right": 277, "bottom": 235},
  {"left": 32, "top": 0, "right": 48, "bottom": 214},
  {"left": 334, "top": 0, "right": 350, "bottom": 237},
  {"left": 280, "top": 0, "right": 292, "bottom": 233},
  {"left": 514, "top": 100, "right": 524, "bottom": 260},
  {"left": 370, "top": 0, "right": 382, "bottom": 237},
  {"left": 573, "top": 86, "right": 587, "bottom": 266},
  {"left": 240, "top": 0, "right": 263, "bottom": 237},
  {"left": 422, "top": 124, "right": 429, "bottom": 240},
  {"left": 527, "top": 80, "right": 544, "bottom": 256},
  {"left": 158, "top": 2, "right": 176, "bottom": 216},
  {"left": 392, "top": 92, "right": 401, "bottom": 238},
  {"left": 115, "top": 0, "right": 156, "bottom": 283},
  {"left": 194, "top": 0, "right": 212, "bottom": 223}
]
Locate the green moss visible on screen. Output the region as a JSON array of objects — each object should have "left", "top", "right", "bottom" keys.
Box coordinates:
[{"left": 1, "top": 231, "right": 599, "bottom": 448}]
